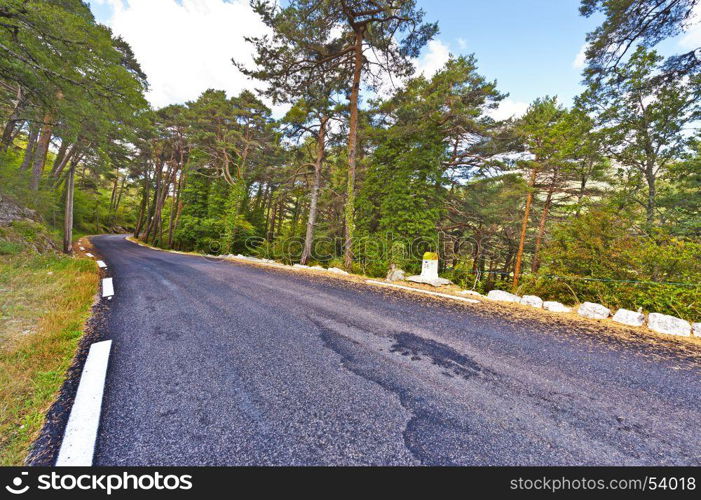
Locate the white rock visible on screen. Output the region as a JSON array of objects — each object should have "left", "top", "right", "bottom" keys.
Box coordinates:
[
  {"left": 543, "top": 301, "right": 571, "bottom": 313},
  {"left": 460, "top": 290, "right": 483, "bottom": 297},
  {"left": 328, "top": 267, "right": 349, "bottom": 275},
  {"left": 693, "top": 323, "right": 701, "bottom": 337},
  {"left": 577, "top": 302, "right": 611, "bottom": 320},
  {"left": 612, "top": 308, "right": 645, "bottom": 327},
  {"left": 647, "top": 313, "right": 691, "bottom": 337},
  {"left": 487, "top": 290, "right": 521, "bottom": 303},
  {"left": 293, "top": 264, "right": 310, "bottom": 269},
  {"left": 311, "top": 265, "right": 325, "bottom": 270},
  {"left": 386, "top": 266, "right": 406, "bottom": 282},
  {"left": 520, "top": 295, "right": 543, "bottom": 308},
  {"left": 406, "top": 275, "right": 452, "bottom": 287}
]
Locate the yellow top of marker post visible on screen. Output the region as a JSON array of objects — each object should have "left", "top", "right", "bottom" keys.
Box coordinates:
[{"left": 423, "top": 252, "right": 439, "bottom": 261}]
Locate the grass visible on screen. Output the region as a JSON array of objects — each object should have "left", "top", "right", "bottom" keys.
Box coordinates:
[{"left": 0, "top": 236, "right": 98, "bottom": 465}]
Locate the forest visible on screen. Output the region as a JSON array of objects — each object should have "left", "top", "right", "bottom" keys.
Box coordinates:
[{"left": 1, "top": 0, "right": 700, "bottom": 320}]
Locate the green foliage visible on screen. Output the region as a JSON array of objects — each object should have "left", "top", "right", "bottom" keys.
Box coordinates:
[
  {"left": 579, "top": 0, "right": 699, "bottom": 78},
  {"left": 0, "top": 240, "right": 23, "bottom": 255},
  {"left": 521, "top": 207, "right": 701, "bottom": 320}
]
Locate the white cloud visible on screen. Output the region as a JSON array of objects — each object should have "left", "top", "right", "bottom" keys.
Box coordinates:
[
  {"left": 680, "top": 3, "right": 701, "bottom": 49},
  {"left": 572, "top": 42, "right": 588, "bottom": 69},
  {"left": 456, "top": 37, "right": 467, "bottom": 50},
  {"left": 415, "top": 39, "right": 451, "bottom": 77},
  {"left": 95, "top": 0, "right": 271, "bottom": 110},
  {"left": 368, "top": 38, "right": 451, "bottom": 96},
  {"left": 486, "top": 98, "right": 529, "bottom": 121}
]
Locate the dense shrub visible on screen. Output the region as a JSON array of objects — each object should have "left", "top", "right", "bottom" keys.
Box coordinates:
[{"left": 519, "top": 208, "right": 701, "bottom": 321}]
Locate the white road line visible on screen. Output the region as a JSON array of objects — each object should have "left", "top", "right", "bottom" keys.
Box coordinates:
[
  {"left": 85, "top": 252, "right": 94, "bottom": 258},
  {"left": 56, "top": 340, "right": 113, "bottom": 466},
  {"left": 96, "top": 260, "right": 107, "bottom": 269},
  {"left": 101, "top": 278, "right": 114, "bottom": 298},
  {"left": 366, "top": 280, "right": 480, "bottom": 304}
]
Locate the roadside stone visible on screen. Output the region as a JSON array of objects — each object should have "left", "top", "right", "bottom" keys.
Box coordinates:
[
  {"left": 328, "top": 267, "right": 350, "bottom": 275},
  {"left": 386, "top": 264, "right": 406, "bottom": 282},
  {"left": 293, "top": 264, "right": 310, "bottom": 269},
  {"left": 406, "top": 275, "right": 452, "bottom": 286},
  {"left": 543, "top": 301, "right": 571, "bottom": 313},
  {"left": 487, "top": 290, "right": 521, "bottom": 303},
  {"left": 577, "top": 302, "right": 611, "bottom": 320},
  {"left": 520, "top": 295, "right": 543, "bottom": 308},
  {"left": 460, "top": 290, "right": 483, "bottom": 297},
  {"left": 612, "top": 309, "right": 645, "bottom": 327},
  {"left": 647, "top": 313, "right": 691, "bottom": 337}
]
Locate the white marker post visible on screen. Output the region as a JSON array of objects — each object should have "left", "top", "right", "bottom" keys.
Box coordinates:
[
  {"left": 96, "top": 260, "right": 107, "bottom": 269},
  {"left": 56, "top": 340, "right": 113, "bottom": 466},
  {"left": 85, "top": 252, "right": 94, "bottom": 258},
  {"left": 406, "top": 252, "right": 452, "bottom": 287}
]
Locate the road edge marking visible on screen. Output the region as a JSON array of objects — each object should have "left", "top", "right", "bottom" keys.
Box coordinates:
[
  {"left": 101, "top": 278, "right": 114, "bottom": 298},
  {"left": 56, "top": 340, "right": 113, "bottom": 466},
  {"left": 366, "top": 280, "right": 480, "bottom": 304},
  {"left": 96, "top": 260, "right": 107, "bottom": 269}
]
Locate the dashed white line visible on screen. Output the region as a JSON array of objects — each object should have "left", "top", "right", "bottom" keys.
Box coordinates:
[
  {"left": 366, "top": 280, "right": 480, "bottom": 304},
  {"left": 85, "top": 252, "right": 94, "bottom": 258},
  {"left": 96, "top": 260, "right": 107, "bottom": 269},
  {"left": 101, "top": 278, "right": 114, "bottom": 298},
  {"left": 56, "top": 340, "right": 113, "bottom": 466}
]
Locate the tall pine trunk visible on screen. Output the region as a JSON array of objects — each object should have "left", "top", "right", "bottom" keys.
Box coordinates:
[
  {"left": 300, "top": 116, "right": 327, "bottom": 265},
  {"left": 512, "top": 167, "right": 537, "bottom": 289},
  {"left": 30, "top": 115, "right": 53, "bottom": 191},
  {"left": 52, "top": 140, "right": 69, "bottom": 176},
  {"left": 645, "top": 164, "right": 656, "bottom": 226},
  {"left": 343, "top": 28, "right": 364, "bottom": 270},
  {"left": 62, "top": 164, "right": 75, "bottom": 254},
  {"left": 1, "top": 85, "right": 23, "bottom": 152},
  {"left": 19, "top": 123, "right": 39, "bottom": 171},
  {"left": 531, "top": 180, "right": 555, "bottom": 273}
]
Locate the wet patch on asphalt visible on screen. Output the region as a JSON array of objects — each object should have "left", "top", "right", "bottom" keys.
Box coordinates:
[
  {"left": 389, "top": 332, "right": 486, "bottom": 380},
  {"left": 313, "top": 317, "right": 493, "bottom": 465}
]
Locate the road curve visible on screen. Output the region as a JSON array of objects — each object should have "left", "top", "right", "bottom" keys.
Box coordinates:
[{"left": 89, "top": 234, "right": 700, "bottom": 466}]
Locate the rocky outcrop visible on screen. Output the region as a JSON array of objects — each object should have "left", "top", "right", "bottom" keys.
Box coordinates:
[{"left": 0, "top": 193, "right": 38, "bottom": 227}]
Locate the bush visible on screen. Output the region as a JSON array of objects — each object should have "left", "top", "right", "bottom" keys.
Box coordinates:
[{"left": 520, "top": 208, "right": 701, "bottom": 321}]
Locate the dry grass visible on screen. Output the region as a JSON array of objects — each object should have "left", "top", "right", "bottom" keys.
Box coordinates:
[{"left": 0, "top": 250, "right": 98, "bottom": 465}]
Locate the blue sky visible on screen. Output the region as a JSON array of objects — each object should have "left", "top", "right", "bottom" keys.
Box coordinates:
[
  {"left": 415, "top": 0, "right": 598, "bottom": 106},
  {"left": 88, "top": 1, "right": 699, "bottom": 116}
]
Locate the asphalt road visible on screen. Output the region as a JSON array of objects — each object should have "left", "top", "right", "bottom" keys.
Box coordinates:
[{"left": 88, "top": 234, "right": 701, "bottom": 466}]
